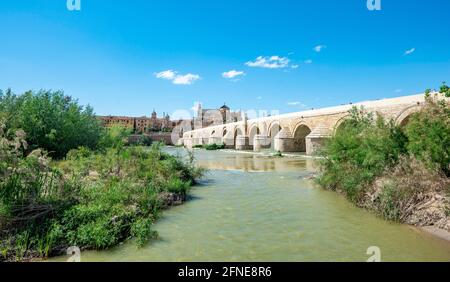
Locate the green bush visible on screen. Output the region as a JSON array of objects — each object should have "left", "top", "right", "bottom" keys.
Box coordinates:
[
  {"left": 0, "top": 129, "right": 203, "bottom": 260},
  {"left": 0, "top": 89, "right": 103, "bottom": 158},
  {"left": 440, "top": 82, "right": 450, "bottom": 97},
  {"left": 98, "top": 125, "right": 132, "bottom": 150},
  {"left": 317, "top": 107, "right": 407, "bottom": 202},
  {"left": 204, "top": 143, "right": 225, "bottom": 150},
  {"left": 131, "top": 218, "right": 157, "bottom": 247},
  {"left": 405, "top": 97, "right": 450, "bottom": 176}
]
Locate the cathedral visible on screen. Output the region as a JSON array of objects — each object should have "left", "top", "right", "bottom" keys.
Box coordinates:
[{"left": 195, "top": 103, "right": 242, "bottom": 128}]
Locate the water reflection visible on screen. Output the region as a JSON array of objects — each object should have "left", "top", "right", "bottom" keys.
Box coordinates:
[{"left": 169, "top": 148, "right": 318, "bottom": 173}]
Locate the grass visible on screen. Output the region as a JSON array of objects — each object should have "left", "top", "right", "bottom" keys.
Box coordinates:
[
  {"left": 192, "top": 143, "right": 225, "bottom": 150},
  {"left": 203, "top": 143, "right": 225, "bottom": 150},
  {"left": 0, "top": 131, "right": 204, "bottom": 261},
  {"left": 273, "top": 151, "right": 283, "bottom": 157}
]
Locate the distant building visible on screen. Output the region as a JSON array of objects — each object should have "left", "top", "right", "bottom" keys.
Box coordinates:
[
  {"left": 99, "top": 110, "right": 176, "bottom": 134},
  {"left": 196, "top": 103, "right": 242, "bottom": 128}
]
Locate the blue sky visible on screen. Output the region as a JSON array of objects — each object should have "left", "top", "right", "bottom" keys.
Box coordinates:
[{"left": 1, "top": 0, "right": 449, "bottom": 118}]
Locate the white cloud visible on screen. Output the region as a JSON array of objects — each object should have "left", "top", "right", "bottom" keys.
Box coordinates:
[
  {"left": 304, "top": 59, "right": 313, "bottom": 64},
  {"left": 404, "top": 48, "right": 415, "bottom": 56},
  {"left": 222, "top": 70, "right": 245, "bottom": 79},
  {"left": 173, "top": 74, "right": 200, "bottom": 85},
  {"left": 314, "top": 45, "right": 326, "bottom": 52},
  {"left": 155, "top": 70, "right": 176, "bottom": 80},
  {"left": 291, "top": 64, "right": 299, "bottom": 69},
  {"left": 155, "top": 70, "right": 201, "bottom": 85},
  {"left": 246, "top": 55, "right": 291, "bottom": 69},
  {"left": 394, "top": 89, "right": 403, "bottom": 93},
  {"left": 257, "top": 96, "right": 262, "bottom": 100}
]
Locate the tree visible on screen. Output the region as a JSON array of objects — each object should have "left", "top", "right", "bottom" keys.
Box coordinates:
[
  {"left": 440, "top": 82, "right": 450, "bottom": 97},
  {"left": 0, "top": 89, "right": 103, "bottom": 158},
  {"left": 405, "top": 98, "right": 450, "bottom": 175}
]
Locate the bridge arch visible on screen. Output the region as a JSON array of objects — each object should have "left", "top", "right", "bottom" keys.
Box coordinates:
[
  {"left": 292, "top": 122, "right": 312, "bottom": 152},
  {"left": 233, "top": 126, "right": 244, "bottom": 146},
  {"left": 268, "top": 121, "right": 282, "bottom": 149},
  {"left": 222, "top": 127, "right": 228, "bottom": 137},
  {"left": 395, "top": 104, "right": 422, "bottom": 127},
  {"left": 248, "top": 124, "right": 262, "bottom": 146},
  {"left": 333, "top": 115, "right": 351, "bottom": 135}
]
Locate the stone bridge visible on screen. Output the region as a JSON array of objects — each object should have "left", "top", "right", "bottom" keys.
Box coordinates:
[{"left": 181, "top": 93, "right": 448, "bottom": 155}]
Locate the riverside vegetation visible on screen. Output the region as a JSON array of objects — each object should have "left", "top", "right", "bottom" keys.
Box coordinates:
[
  {"left": 0, "top": 89, "right": 203, "bottom": 262},
  {"left": 317, "top": 85, "right": 450, "bottom": 231}
]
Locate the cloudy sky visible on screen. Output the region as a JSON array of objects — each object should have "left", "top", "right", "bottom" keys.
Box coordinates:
[{"left": 1, "top": 0, "right": 449, "bottom": 117}]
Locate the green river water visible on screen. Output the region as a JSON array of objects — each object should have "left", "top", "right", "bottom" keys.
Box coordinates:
[{"left": 52, "top": 148, "right": 450, "bottom": 262}]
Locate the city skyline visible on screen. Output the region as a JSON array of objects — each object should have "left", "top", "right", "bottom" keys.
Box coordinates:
[{"left": 1, "top": 0, "right": 450, "bottom": 118}]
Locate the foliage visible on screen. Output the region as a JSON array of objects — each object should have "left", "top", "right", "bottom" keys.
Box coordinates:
[
  {"left": 273, "top": 151, "right": 283, "bottom": 157},
  {"left": 97, "top": 125, "right": 132, "bottom": 150},
  {"left": 0, "top": 89, "right": 103, "bottom": 158},
  {"left": 0, "top": 125, "right": 78, "bottom": 260},
  {"left": 54, "top": 144, "right": 203, "bottom": 250},
  {"left": 0, "top": 128, "right": 203, "bottom": 260},
  {"left": 317, "top": 107, "right": 407, "bottom": 202},
  {"left": 405, "top": 97, "right": 450, "bottom": 175},
  {"left": 128, "top": 135, "right": 153, "bottom": 147},
  {"left": 440, "top": 82, "right": 450, "bottom": 98},
  {"left": 203, "top": 143, "right": 225, "bottom": 151},
  {"left": 365, "top": 156, "right": 450, "bottom": 223}
]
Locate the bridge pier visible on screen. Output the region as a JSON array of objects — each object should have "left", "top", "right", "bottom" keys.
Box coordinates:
[
  {"left": 274, "top": 128, "right": 295, "bottom": 152},
  {"left": 235, "top": 135, "right": 251, "bottom": 150},
  {"left": 222, "top": 132, "right": 235, "bottom": 149},
  {"left": 209, "top": 137, "right": 222, "bottom": 145},
  {"left": 222, "top": 138, "right": 235, "bottom": 149},
  {"left": 193, "top": 137, "right": 203, "bottom": 146},
  {"left": 253, "top": 135, "right": 271, "bottom": 152},
  {"left": 183, "top": 138, "right": 193, "bottom": 149},
  {"left": 305, "top": 124, "right": 332, "bottom": 155}
]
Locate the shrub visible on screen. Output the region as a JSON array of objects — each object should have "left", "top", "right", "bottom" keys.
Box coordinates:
[
  {"left": 440, "top": 82, "right": 450, "bottom": 97},
  {"left": 97, "top": 125, "right": 132, "bottom": 150},
  {"left": 317, "top": 107, "right": 407, "bottom": 202},
  {"left": 0, "top": 89, "right": 103, "bottom": 158},
  {"left": 405, "top": 97, "right": 450, "bottom": 176},
  {"left": 0, "top": 129, "right": 203, "bottom": 260},
  {"left": 0, "top": 124, "right": 79, "bottom": 260},
  {"left": 365, "top": 156, "right": 450, "bottom": 223},
  {"left": 204, "top": 143, "right": 225, "bottom": 150},
  {"left": 131, "top": 218, "right": 157, "bottom": 247}
]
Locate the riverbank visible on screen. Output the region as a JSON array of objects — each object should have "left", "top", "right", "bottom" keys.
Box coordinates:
[
  {"left": 316, "top": 96, "right": 450, "bottom": 244},
  {"left": 0, "top": 144, "right": 204, "bottom": 262}
]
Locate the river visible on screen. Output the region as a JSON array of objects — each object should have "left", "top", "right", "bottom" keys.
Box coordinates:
[{"left": 51, "top": 148, "right": 450, "bottom": 262}]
